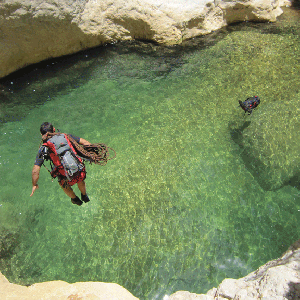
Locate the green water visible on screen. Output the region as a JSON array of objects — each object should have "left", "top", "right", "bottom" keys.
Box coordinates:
[{"left": 0, "top": 8, "right": 300, "bottom": 299}]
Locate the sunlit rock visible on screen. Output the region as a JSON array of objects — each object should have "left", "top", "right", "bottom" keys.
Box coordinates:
[
  {"left": 0, "top": 0, "right": 291, "bottom": 78},
  {"left": 169, "top": 239, "right": 300, "bottom": 299},
  {"left": 0, "top": 272, "right": 139, "bottom": 300},
  {"left": 168, "top": 290, "right": 214, "bottom": 299}
]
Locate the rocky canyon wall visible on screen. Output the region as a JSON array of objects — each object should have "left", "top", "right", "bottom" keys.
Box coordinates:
[{"left": 0, "top": 0, "right": 290, "bottom": 78}]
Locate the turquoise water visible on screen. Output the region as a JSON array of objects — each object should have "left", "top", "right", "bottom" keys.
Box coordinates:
[{"left": 0, "top": 8, "right": 300, "bottom": 299}]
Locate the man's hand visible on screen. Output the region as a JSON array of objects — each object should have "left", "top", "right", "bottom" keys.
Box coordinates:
[
  {"left": 79, "top": 138, "right": 92, "bottom": 146},
  {"left": 30, "top": 184, "right": 39, "bottom": 196}
]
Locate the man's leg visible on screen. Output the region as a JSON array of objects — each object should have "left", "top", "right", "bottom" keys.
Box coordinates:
[
  {"left": 77, "top": 180, "right": 86, "bottom": 195},
  {"left": 59, "top": 181, "right": 82, "bottom": 205},
  {"left": 59, "top": 182, "right": 76, "bottom": 198},
  {"left": 77, "top": 180, "right": 90, "bottom": 203}
]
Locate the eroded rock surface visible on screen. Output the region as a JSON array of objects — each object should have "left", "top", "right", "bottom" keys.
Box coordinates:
[
  {"left": 169, "top": 239, "right": 300, "bottom": 300},
  {"left": 0, "top": 0, "right": 290, "bottom": 78},
  {"left": 0, "top": 272, "right": 139, "bottom": 300}
]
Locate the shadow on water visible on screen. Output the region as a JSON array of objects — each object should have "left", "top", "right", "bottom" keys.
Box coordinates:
[
  {"left": 228, "top": 120, "right": 267, "bottom": 188},
  {"left": 0, "top": 207, "right": 47, "bottom": 281},
  {"left": 0, "top": 46, "right": 111, "bottom": 124},
  {"left": 0, "top": 230, "right": 19, "bottom": 260}
]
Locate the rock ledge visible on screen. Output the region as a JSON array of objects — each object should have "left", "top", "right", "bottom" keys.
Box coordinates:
[
  {"left": 169, "top": 239, "right": 300, "bottom": 300},
  {"left": 0, "top": 0, "right": 291, "bottom": 78},
  {"left": 0, "top": 273, "right": 139, "bottom": 300}
]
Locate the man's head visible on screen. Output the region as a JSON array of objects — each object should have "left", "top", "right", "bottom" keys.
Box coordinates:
[{"left": 40, "top": 122, "right": 54, "bottom": 135}]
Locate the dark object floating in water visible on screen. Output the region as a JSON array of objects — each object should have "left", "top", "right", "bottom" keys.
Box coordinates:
[{"left": 239, "top": 96, "right": 260, "bottom": 115}]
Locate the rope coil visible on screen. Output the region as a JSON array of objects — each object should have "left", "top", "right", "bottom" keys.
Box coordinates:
[
  {"left": 67, "top": 135, "right": 116, "bottom": 166},
  {"left": 40, "top": 132, "right": 116, "bottom": 166}
]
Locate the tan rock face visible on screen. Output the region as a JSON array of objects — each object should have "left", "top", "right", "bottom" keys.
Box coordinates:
[
  {"left": 0, "top": 272, "right": 139, "bottom": 300},
  {"left": 0, "top": 0, "right": 290, "bottom": 78},
  {"left": 169, "top": 239, "right": 300, "bottom": 300}
]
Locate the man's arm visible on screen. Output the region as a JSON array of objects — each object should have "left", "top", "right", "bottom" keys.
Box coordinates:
[
  {"left": 30, "top": 165, "right": 41, "bottom": 196},
  {"left": 79, "top": 138, "right": 92, "bottom": 146}
]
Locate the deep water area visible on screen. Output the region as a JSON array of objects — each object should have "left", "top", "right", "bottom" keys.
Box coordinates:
[{"left": 0, "top": 7, "right": 300, "bottom": 300}]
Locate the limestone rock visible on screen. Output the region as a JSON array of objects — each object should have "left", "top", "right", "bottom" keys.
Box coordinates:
[
  {"left": 169, "top": 291, "right": 214, "bottom": 300},
  {"left": 169, "top": 238, "right": 300, "bottom": 300},
  {"left": 0, "top": 272, "right": 139, "bottom": 300},
  {"left": 0, "top": 0, "right": 290, "bottom": 78}
]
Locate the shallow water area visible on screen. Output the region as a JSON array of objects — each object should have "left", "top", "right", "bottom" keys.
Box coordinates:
[{"left": 0, "top": 7, "right": 300, "bottom": 299}]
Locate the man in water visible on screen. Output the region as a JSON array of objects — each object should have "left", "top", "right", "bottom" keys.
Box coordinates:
[{"left": 30, "top": 122, "right": 91, "bottom": 206}]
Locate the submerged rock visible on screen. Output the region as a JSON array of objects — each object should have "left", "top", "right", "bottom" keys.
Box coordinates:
[
  {"left": 0, "top": 0, "right": 291, "bottom": 78},
  {"left": 235, "top": 99, "right": 300, "bottom": 191}
]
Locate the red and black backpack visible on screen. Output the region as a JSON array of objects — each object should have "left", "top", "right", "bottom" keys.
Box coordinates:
[{"left": 42, "top": 134, "right": 84, "bottom": 181}]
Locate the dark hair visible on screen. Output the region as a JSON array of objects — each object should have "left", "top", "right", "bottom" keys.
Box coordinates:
[{"left": 40, "top": 122, "right": 54, "bottom": 134}]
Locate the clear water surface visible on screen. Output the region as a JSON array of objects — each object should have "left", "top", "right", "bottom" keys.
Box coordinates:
[{"left": 0, "top": 7, "right": 299, "bottom": 300}]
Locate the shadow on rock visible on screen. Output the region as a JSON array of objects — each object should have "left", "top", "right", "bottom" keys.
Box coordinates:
[
  {"left": 291, "top": 0, "right": 300, "bottom": 8},
  {"left": 285, "top": 282, "right": 300, "bottom": 300}
]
